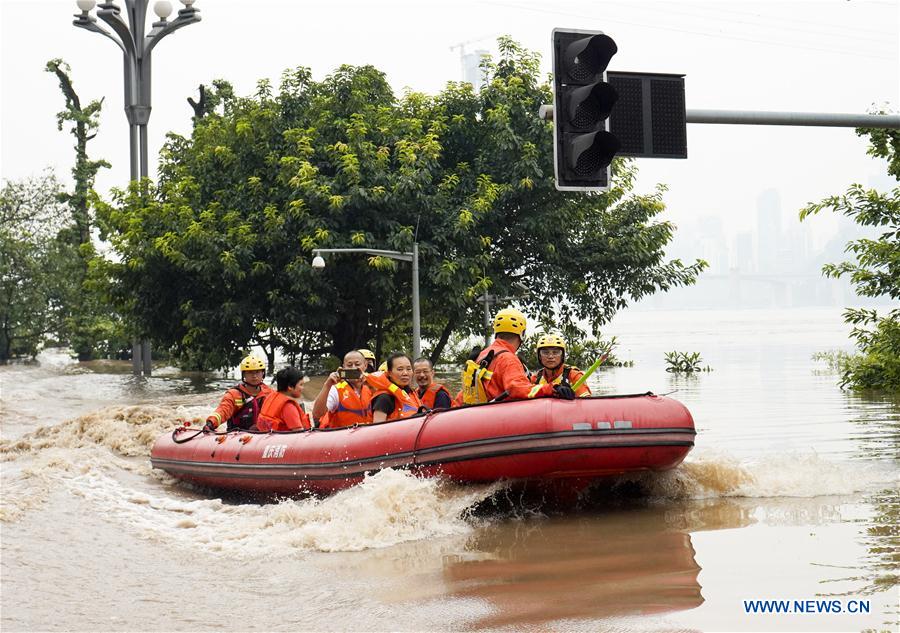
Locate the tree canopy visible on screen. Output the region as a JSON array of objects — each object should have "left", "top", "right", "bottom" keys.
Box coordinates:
[{"left": 96, "top": 38, "right": 705, "bottom": 370}]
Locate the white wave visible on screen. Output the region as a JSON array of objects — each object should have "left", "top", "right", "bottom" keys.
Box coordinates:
[
  {"left": 61, "top": 467, "right": 499, "bottom": 555},
  {"left": 629, "top": 449, "right": 896, "bottom": 500}
]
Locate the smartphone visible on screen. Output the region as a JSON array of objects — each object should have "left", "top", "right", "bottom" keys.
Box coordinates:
[{"left": 338, "top": 368, "right": 362, "bottom": 380}]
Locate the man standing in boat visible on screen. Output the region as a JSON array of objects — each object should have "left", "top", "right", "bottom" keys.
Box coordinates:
[
  {"left": 413, "top": 357, "right": 453, "bottom": 409},
  {"left": 312, "top": 349, "right": 374, "bottom": 427},
  {"left": 530, "top": 333, "right": 591, "bottom": 397},
  {"left": 204, "top": 355, "right": 274, "bottom": 432},
  {"left": 461, "top": 308, "right": 576, "bottom": 404}
]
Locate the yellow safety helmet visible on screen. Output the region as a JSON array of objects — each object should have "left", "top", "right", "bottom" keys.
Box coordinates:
[
  {"left": 358, "top": 348, "right": 376, "bottom": 362},
  {"left": 493, "top": 308, "right": 527, "bottom": 337},
  {"left": 239, "top": 355, "right": 266, "bottom": 372},
  {"left": 536, "top": 333, "right": 567, "bottom": 351},
  {"left": 378, "top": 361, "right": 388, "bottom": 372}
]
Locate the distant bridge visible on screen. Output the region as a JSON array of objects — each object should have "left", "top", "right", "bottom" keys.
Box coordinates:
[
  {"left": 702, "top": 272, "right": 823, "bottom": 286},
  {"left": 693, "top": 271, "right": 843, "bottom": 308}
]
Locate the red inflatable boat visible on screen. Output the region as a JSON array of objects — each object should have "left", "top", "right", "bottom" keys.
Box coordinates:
[{"left": 150, "top": 393, "right": 695, "bottom": 496}]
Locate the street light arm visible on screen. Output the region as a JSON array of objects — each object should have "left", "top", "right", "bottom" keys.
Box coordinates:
[
  {"left": 96, "top": 4, "right": 137, "bottom": 58},
  {"left": 312, "top": 248, "right": 413, "bottom": 262},
  {"left": 144, "top": 9, "right": 200, "bottom": 55},
  {"left": 311, "top": 243, "right": 421, "bottom": 358},
  {"left": 73, "top": 15, "right": 126, "bottom": 53}
]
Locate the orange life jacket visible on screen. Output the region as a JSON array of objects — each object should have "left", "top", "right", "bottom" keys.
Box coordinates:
[
  {"left": 418, "top": 382, "right": 452, "bottom": 409},
  {"left": 322, "top": 381, "right": 373, "bottom": 428},
  {"left": 365, "top": 371, "right": 422, "bottom": 420},
  {"left": 530, "top": 364, "right": 591, "bottom": 397},
  {"left": 257, "top": 391, "right": 310, "bottom": 432},
  {"left": 371, "top": 381, "right": 423, "bottom": 421},
  {"left": 220, "top": 383, "right": 272, "bottom": 431}
]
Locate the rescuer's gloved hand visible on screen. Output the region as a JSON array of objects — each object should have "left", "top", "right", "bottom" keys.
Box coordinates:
[
  {"left": 553, "top": 384, "right": 576, "bottom": 400},
  {"left": 532, "top": 383, "right": 555, "bottom": 398},
  {"left": 203, "top": 418, "right": 218, "bottom": 432}
]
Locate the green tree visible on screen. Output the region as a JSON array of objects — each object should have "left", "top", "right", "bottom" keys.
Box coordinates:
[
  {"left": 801, "top": 123, "right": 899, "bottom": 391},
  {"left": 45, "top": 59, "right": 126, "bottom": 360},
  {"left": 0, "top": 174, "right": 73, "bottom": 361},
  {"left": 97, "top": 38, "right": 705, "bottom": 371}
]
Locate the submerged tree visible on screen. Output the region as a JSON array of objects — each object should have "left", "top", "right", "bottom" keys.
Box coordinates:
[
  {"left": 97, "top": 38, "right": 706, "bottom": 370},
  {"left": 0, "top": 173, "right": 71, "bottom": 362},
  {"left": 801, "top": 121, "right": 900, "bottom": 391},
  {"left": 45, "top": 59, "right": 127, "bottom": 360}
]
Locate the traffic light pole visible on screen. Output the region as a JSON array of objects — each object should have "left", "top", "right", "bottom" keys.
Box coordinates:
[
  {"left": 685, "top": 110, "right": 900, "bottom": 128},
  {"left": 540, "top": 105, "right": 900, "bottom": 129}
]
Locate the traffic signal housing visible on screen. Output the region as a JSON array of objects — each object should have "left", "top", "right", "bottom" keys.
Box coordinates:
[
  {"left": 607, "top": 71, "right": 687, "bottom": 159},
  {"left": 551, "top": 28, "right": 620, "bottom": 191}
]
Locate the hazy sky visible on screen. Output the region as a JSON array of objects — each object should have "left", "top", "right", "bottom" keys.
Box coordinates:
[{"left": 2, "top": 0, "right": 898, "bottom": 242}]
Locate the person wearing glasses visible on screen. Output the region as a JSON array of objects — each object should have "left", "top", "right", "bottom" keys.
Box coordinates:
[{"left": 529, "top": 334, "right": 590, "bottom": 399}]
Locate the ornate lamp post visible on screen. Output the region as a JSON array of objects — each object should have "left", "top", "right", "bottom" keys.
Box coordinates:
[
  {"left": 312, "top": 245, "right": 421, "bottom": 360},
  {"left": 72, "top": 0, "right": 201, "bottom": 375}
]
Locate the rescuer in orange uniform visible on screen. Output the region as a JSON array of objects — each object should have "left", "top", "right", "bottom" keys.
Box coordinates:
[
  {"left": 358, "top": 348, "right": 378, "bottom": 373},
  {"left": 312, "top": 350, "right": 374, "bottom": 428},
  {"left": 461, "top": 308, "right": 574, "bottom": 404},
  {"left": 204, "top": 355, "right": 274, "bottom": 431},
  {"left": 370, "top": 352, "right": 424, "bottom": 422},
  {"left": 529, "top": 333, "right": 590, "bottom": 398},
  {"left": 413, "top": 357, "right": 453, "bottom": 409},
  {"left": 257, "top": 366, "right": 312, "bottom": 432}
]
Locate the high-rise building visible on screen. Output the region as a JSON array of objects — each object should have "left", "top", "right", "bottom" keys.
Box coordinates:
[
  {"left": 733, "top": 231, "right": 754, "bottom": 273},
  {"left": 462, "top": 50, "right": 489, "bottom": 88},
  {"left": 756, "top": 189, "right": 781, "bottom": 274}
]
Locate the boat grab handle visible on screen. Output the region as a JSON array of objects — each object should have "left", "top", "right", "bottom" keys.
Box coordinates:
[{"left": 171, "top": 428, "right": 204, "bottom": 444}]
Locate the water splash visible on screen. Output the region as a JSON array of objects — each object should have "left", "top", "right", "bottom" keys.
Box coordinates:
[
  {"left": 1, "top": 404, "right": 203, "bottom": 461},
  {"left": 618, "top": 450, "right": 895, "bottom": 500},
  {"left": 65, "top": 467, "right": 500, "bottom": 555}
]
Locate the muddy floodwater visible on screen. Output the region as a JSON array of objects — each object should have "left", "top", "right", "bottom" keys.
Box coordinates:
[{"left": 1, "top": 308, "right": 897, "bottom": 632}]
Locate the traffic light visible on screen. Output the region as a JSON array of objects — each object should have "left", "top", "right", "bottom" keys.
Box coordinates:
[{"left": 552, "top": 28, "right": 620, "bottom": 191}]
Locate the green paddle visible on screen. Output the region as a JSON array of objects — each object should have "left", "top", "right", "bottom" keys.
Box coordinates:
[{"left": 571, "top": 353, "right": 609, "bottom": 391}]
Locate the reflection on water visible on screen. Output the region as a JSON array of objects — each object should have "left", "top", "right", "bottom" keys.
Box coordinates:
[
  {"left": 442, "top": 510, "right": 705, "bottom": 629},
  {"left": 857, "top": 486, "right": 900, "bottom": 596},
  {"left": 844, "top": 392, "right": 900, "bottom": 462}
]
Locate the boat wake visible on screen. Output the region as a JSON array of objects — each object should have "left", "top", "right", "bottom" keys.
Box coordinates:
[{"left": 628, "top": 449, "right": 895, "bottom": 500}]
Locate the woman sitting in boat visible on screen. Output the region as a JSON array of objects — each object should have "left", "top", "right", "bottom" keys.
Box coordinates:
[
  {"left": 369, "top": 352, "right": 424, "bottom": 422},
  {"left": 257, "top": 366, "right": 312, "bottom": 432},
  {"left": 529, "top": 334, "right": 588, "bottom": 398},
  {"left": 203, "top": 355, "right": 274, "bottom": 432}
]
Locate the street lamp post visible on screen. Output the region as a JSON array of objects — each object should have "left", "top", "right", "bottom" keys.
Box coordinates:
[
  {"left": 312, "top": 246, "right": 421, "bottom": 360},
  {"left": 72, "top": 0, "right": 201, "bottom": 376},
  {"left": 478, "top": 293, "right": 496, "bottom": 348},
  {"left": 478, "top": 282, "right": 531, "bottom": 346}
]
